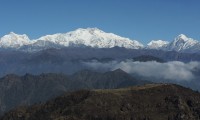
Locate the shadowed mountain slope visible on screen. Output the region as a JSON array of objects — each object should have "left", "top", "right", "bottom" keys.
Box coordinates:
[
  {"left": 1, "top": 84, "right": 200, "bottom": 120},
  {"left": 0, "top": 69, "right": 148, "bottom": 116},
  {"left": 132, "top": 55, "right": 165, "bottom": 63}
]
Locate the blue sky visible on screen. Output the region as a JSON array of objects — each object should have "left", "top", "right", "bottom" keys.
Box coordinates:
[{"left": 0, "top": 0, "right": 199, "bottom": 44}]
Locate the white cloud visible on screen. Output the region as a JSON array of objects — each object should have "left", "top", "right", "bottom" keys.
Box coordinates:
[{"left": 83, "top": 60, "right": 199, "bottom": 81}]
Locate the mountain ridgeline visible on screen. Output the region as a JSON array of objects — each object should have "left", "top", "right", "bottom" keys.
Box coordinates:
[
  {"left": 2, "top": 84, "right": 200, "bottom": 120},
  {"left": 0, "top": 69, "right": 149, "bottom": 116},
  {"left": 0, "top": 28, "right": 200, "bottom": 53}
]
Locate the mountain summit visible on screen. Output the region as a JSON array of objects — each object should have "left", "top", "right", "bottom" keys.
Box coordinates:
[
  {"left": 37, "top": 28, "right": 144, "bottom": 49},
  {"left": 147, "top": 40, "right": 169, "bottom": 49},
  {"left": 0, "top": 28, "right": 144, "bottom": 51},
  {"left": 166, "top": 34, "right": 199, "bottom": 52},
  {"left": 0, "top": 32, "right": 31, "bottom": 49}
]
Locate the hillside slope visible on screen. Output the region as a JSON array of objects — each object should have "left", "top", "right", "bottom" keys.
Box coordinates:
[
  {"left": 2, "top": 84, "right": 200, "bottom": 120},
  {"left": 0, "top": 69, "right": 148, "bottom": 116}
]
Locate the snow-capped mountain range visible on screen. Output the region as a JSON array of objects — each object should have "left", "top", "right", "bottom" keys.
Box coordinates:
[
  {"left": 0, "top": 28, "right": 199, "bottom": 53},
  {"left": 0, "top": 28, "right": 143, "bottom": 52}
]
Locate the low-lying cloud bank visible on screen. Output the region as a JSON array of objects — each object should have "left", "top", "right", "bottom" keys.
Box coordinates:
[{"left": 83, "top": 60, "right": 200, "bottom": 81}]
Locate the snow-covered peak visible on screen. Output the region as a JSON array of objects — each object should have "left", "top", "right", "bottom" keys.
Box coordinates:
[
  {"left": 176, "top": 34, "right": 188, "bottom": 41},
  {"left": 6, "top": 32, "right": 29, "bottom": 40},
  {"left": 174, "top": 34, "right": 197, "bottom": 43},
  {"left": 37, "top": 28, "right": 144, "bottom": 49},
  {"left": 76, "top": 27, "right": 104, "bottom": 33},
  {"left": 147, "top": 40, "right": 169, "bottom": 49},
  {"left": 0, "top": 32, "right": 31, "bottom": 48},
  {"left": 145, "top": 34, "right": 200, "bottom": 52},
  {"left": 9, "top": 32, "right": 17, "bottom": 35},
  {"left": 167, "top": 34, "right": 199, "bottom": 51}
]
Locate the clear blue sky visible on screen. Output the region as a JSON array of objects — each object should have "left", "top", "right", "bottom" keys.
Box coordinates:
[{"left": 0, "top": 0, "right": 200, "bottom": 44}]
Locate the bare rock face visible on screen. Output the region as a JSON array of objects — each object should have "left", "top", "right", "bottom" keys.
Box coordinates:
[{"left": 1, "top": 84, "right": 200, "bottom": 120}]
